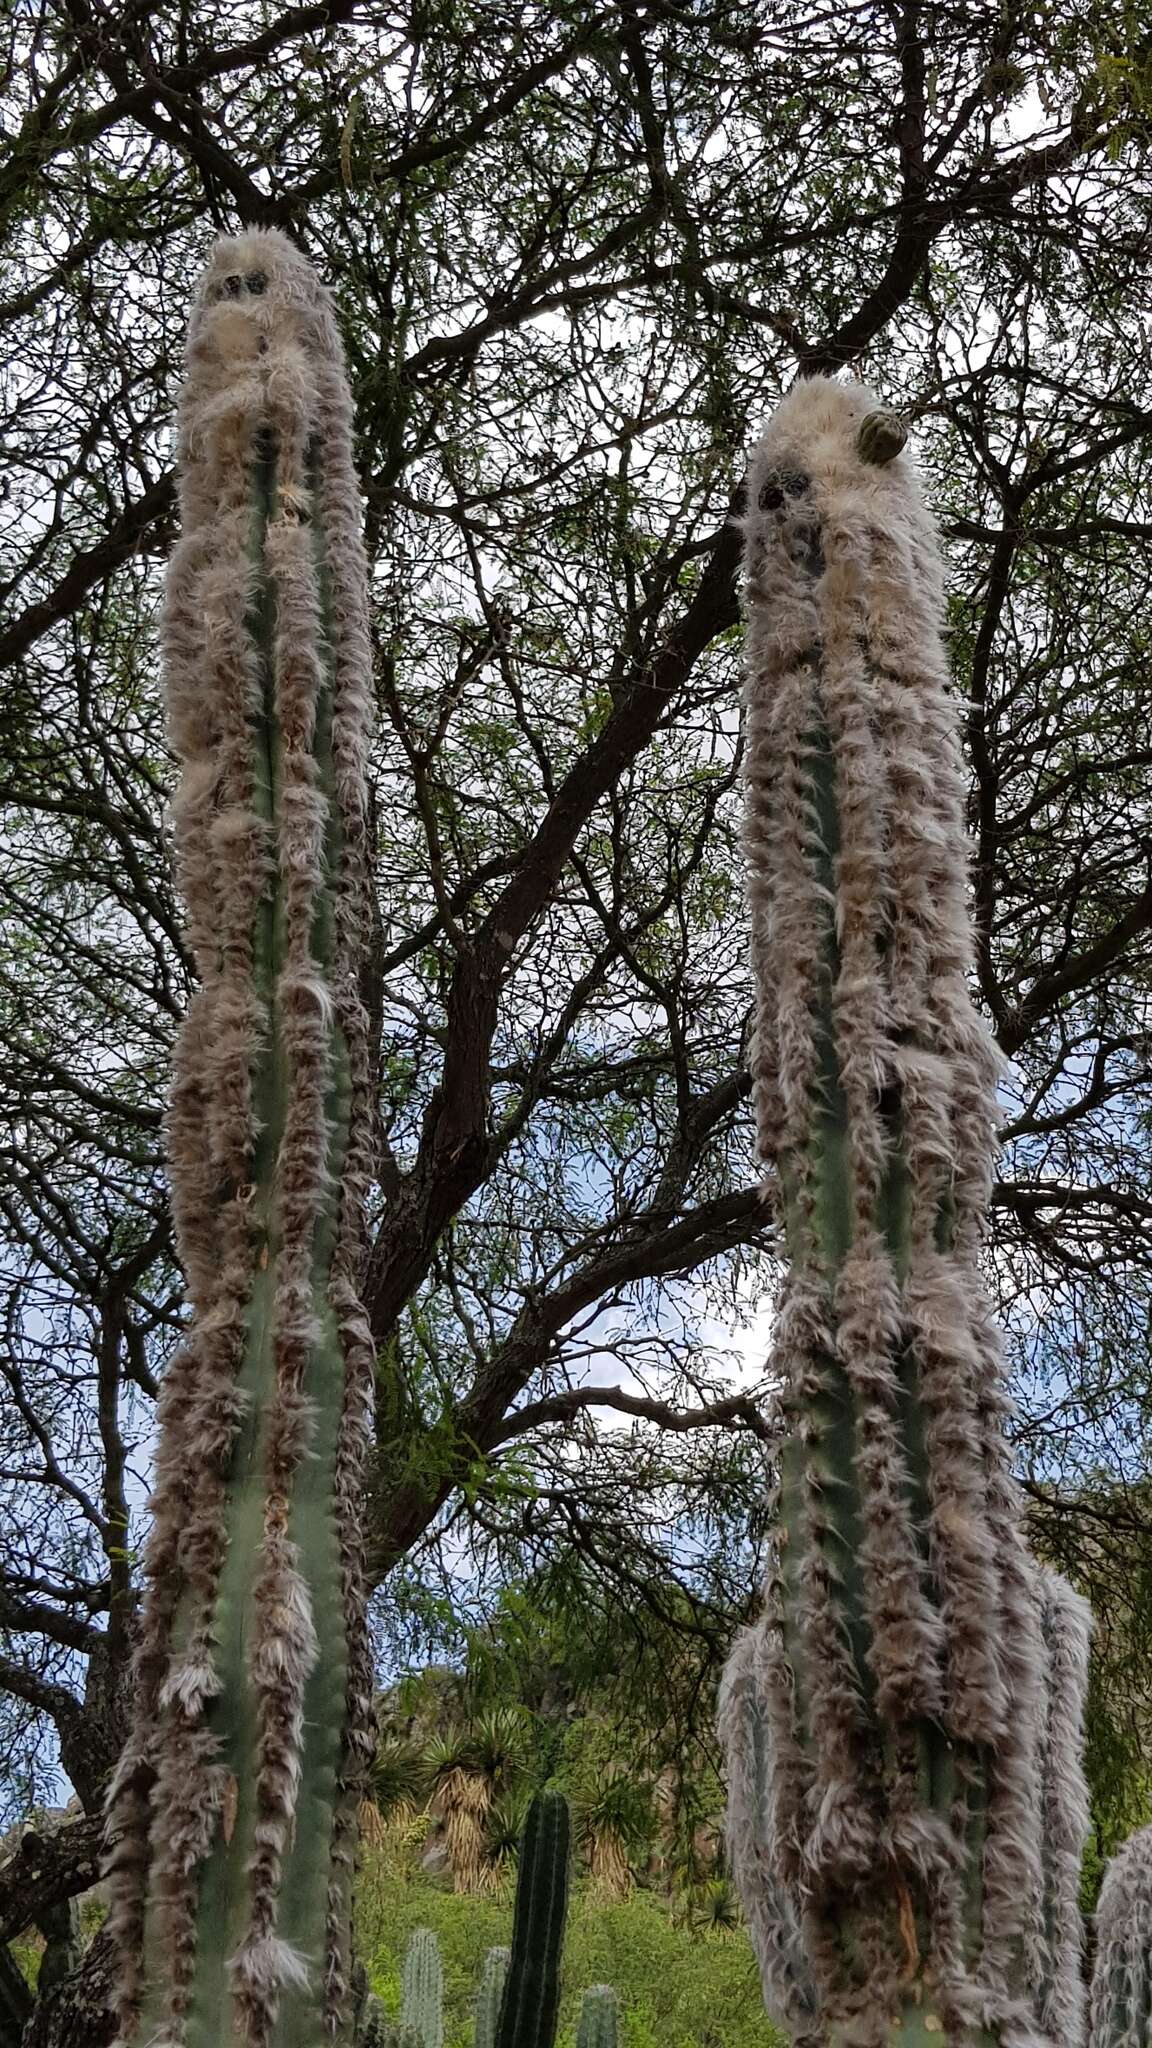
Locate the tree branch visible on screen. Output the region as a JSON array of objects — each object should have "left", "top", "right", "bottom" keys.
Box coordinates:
[{"left": 488, "top": 1382, "right": 774, "bottom": 1447}]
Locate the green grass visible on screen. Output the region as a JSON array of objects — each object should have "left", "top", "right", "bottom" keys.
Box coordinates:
[{"left": 355, "top": 1844, "right": 784, "bottom": 2048}]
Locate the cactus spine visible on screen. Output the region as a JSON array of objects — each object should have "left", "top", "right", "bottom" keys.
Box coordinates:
[
  {"left": 401, "top": 1928, "right": 444, "bottom": 2048},
  {"left": 1090, "top": 1823, "right": 1152, "bottom": 2048},
  {"left": 721, "top": 378, "right": 1091, "bottom": 2044},
  {"left": 574, "top": 1986, "right": 619, "bottom": 2048},
  {"left": 475, "top": 1947, "right": 511, "bottom": 2048},
  {"left": 102, "top": 229, "right": 376, "bottom": 2047},
  {"left": 495, "top": 1790, "right": 571, "bottom": 2048}
]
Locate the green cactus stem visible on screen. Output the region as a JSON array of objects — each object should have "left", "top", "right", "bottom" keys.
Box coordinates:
[
  {"left": 102, "top": 229, "right": 376, "bottom": 2048},
  {"left": 358, "top": 1993, "right": 388, "bottom": 2048},
  {"left": 722, "top": 378, "right": 1091, "bottom": 2045},
  {"left": 574, "top": 1986, "right": 619, "bottom": 2048},
  {"left": 495, "top": 1790, "right": 571, "bottom": 2048},
  {"left": 401, "top": 1928, "right": 444, "bottom": 2048},
  {"left": 1089, "top": 1822, "right": 1152, "bottom": 2048},
  {"left": 475, "top": 1947, "right": 511, "bottom": 2048}
]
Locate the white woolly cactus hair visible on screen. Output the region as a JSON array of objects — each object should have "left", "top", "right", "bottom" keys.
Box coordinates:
[
  {"left": 1091, "top": 1821, "right": 1152, "bottom": 2048},
  {"left": 722, "top": 376, "right": 1093, "bottom": 2047},
  {"left": 103, "top": 229, "right": 376, "bottom": 2048}
]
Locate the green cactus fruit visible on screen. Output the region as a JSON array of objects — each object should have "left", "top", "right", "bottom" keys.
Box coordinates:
[
  {"left": 495, "top": 1789, "right": 572, "bottom": 2048},
  {"left": 575, "top": 1985, "right": 619, "bottom": 2048},
  {"left": 474, "top": 1946, "right": 511, "bottom": 2048},
  {"left": 401, "top": 1928, "right": 444, "bottom": 2048},
  {"left": 1089, "top": 1821, "right": 1152, "bottom": 2048},
  {"left": 722, "top": 377, "right": 1092, "bottom": 2044},
  {"left": 102, "top": 228, "right": 376, "bottom": 2048}
]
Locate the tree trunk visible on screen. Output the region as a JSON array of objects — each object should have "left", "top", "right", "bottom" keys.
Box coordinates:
[{"left": 20, "top": 1930, "right": 117, "bottom": 2048}]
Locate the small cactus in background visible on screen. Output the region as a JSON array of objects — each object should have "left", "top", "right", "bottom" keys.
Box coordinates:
[
  {"left": 495, "top": 1788, "right": 571, "bottom": 2048},
  {"left": 1090, "top": 1822, "right": 1152, "bottom": 2048},
  {"left": 474, "top": 1946, "right": 511, "bottom": 2048},
  {"left": 575, "top": 1986, "right": 619, "bottom": 2048},
  {"left": 358, "top": 1992, "right": 388, "bottom": 2048},
  {"left": 357, "top": 1805, "right": 618, "bottom": 2048},
  {"left": 402, "top": 1927, "right": 444, "bottom": 2048},
  {"left": 721, "top": 377, "right": 1092, "bottom": 2044},
  {"left": 102, "top": 228, "right": 376, "bottom": 2047}
]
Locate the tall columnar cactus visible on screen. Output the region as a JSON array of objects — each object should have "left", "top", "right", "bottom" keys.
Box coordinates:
[
  {"left": 574, "top": 1986, "right": 619, "bottom": 2048},
  {"left": 474, "top": 1947, "right": 511, "bottom": 2048},
  {"left": 495, "top": 1790, "right": 571, "bottom": 2048},
  {"left": 1090, "top": 1823, "right": 1152, "bottom": 2048},
  {"left": 102, "top": 228, "right": 376, "bottom": 2047},
  {"left": 401, "top": 1929, "right": 444, "bottom": 2048},
  {"left": 1035, "top": 1570, "right": 1093, "bottom": 2045},
  {"left": 720, "top": 378, "right": 1092, "bottom": 2045}
]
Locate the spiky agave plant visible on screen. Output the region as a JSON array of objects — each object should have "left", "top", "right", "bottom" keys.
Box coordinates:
[
  {"left": 719, "top": 379, "right": 1092, "bottom": 2046},
  {"left": 102, "top": 228, "right": 376, "bottom": 2047}
]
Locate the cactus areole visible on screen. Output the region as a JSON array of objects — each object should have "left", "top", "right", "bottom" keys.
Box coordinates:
[
  {"left": 719, "top": 380, "right": 1092, "bottom": 2047},
  {"left": 103, "top": 230, "right": 377, "bottom": 2048}
]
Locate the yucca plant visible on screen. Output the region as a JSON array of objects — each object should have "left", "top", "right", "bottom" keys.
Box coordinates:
[
  {"left": 487, "top": 1787, "right": 534, "bottom": 1874},
  {"left": 372, "top": 1732, "right": 431, "bottom": 1828},
  {"left": 691, "top": 1878, "right": 742, "bottom": 1939},
  {"left": 424, "top": 1730, "right": 491, "bottom": 1895},
  {"left": 101, "top": 227, "right": 376, "bottom": 2048},
  {"left": 576, "top": 1768, "right": 654, "bottom": 1901},
  {"left": 423, "top": 1710, "right": 532, "bottom": 1892}
]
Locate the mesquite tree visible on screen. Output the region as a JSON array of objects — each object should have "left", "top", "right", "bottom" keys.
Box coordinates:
[
  {"left": 718, "top": 380, "right": 1095, "bottom": 2044},
  {"left": 103, "top": 229, "right": 377, "bottom": 2048}
]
